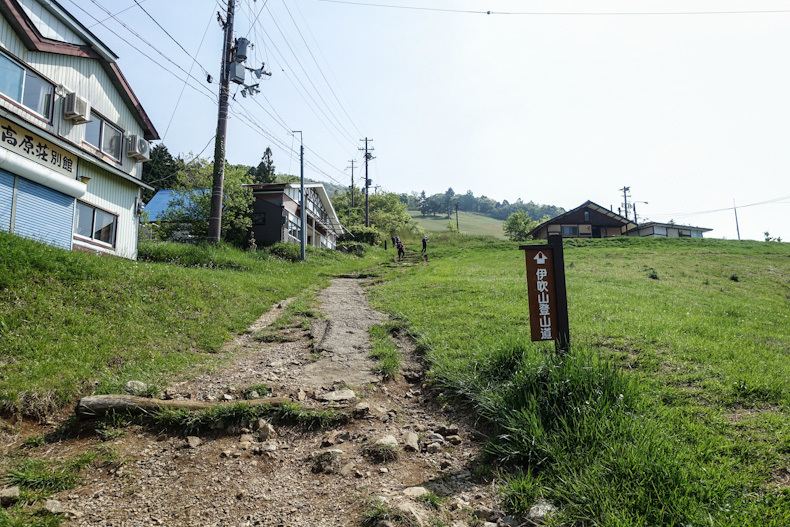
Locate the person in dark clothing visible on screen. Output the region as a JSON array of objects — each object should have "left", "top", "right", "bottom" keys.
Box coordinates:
[
  {"left": 421, "top": 236, "right": 428, "bottom": 254},
  {"left": 397, "top": 241, "right": 405, "bottom": 260},
  {"left": 391, "top": 235, "right": 396, "bottom": 249}
]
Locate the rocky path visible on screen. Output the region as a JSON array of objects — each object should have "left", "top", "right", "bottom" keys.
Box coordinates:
[{"left": 33, "top": 277, "right": 516, "bottom": 527}]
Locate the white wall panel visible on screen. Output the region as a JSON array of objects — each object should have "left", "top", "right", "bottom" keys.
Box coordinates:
[{"left": 18, "top": 0, "right": 85, "bottom": 45}]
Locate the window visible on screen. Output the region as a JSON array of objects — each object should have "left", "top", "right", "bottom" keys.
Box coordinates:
[
  {"left": 84, "top": 113, "right": 122, "bottom": 160},
  {"left": 285, "top": 211, "right": 301, "bottom": 241},
  {"left": 561, "top": 225, "right": 579, "bottom": 237},
  {"left": 75, "top": 202, "right": 117, "bottom": 246},
  {"left": 0, "top": 53, "right": 53, "bottom": 119},
  {"left": 584, "top": 211, "right": 590, "bottom": 222}
]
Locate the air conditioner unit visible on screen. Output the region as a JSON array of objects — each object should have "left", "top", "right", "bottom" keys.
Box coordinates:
[
  {"left": 126, "top": 135, "right": 151, "bottom": 162},
  {"left": 63, "top": 92, "right": 90, "bottom": 124}
]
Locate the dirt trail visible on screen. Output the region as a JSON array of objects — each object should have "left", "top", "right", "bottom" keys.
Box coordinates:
[{"left": 23, "top": 277, "right": 508, "bottom": 527}]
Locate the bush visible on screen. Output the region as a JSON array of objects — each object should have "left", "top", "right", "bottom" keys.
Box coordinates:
[
  {"left": 337, "top": 242, "right": 367, "bottom": 256},
  {"left": 267, "top": 242, "right": 303, "bottom": 262},
  {"left": 340, "top": 226, "right": 382, "bottom": 246}
]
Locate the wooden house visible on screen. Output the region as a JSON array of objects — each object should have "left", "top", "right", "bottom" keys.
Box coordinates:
[
  {"left": 527, "top": 200, "right": 636, "bottom": 239},
  {"left": 0, "top": 0, "right": 158, "bottom": 259}
]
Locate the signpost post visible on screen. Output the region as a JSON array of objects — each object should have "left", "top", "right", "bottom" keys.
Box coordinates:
[{"left": 519, "top": 234, "right": 570, "bottom": 353}]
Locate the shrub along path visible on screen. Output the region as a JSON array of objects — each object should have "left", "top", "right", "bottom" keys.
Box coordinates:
[{"left": 2, "top": 277, "right": 526, "bottom": 527}]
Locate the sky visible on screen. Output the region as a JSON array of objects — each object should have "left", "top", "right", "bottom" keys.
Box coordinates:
[{"left": 65, "top": 0, "right": 790, "bottom": 241}]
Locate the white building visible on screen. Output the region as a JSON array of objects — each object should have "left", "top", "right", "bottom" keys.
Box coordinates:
[
  {"left": 625, "top": 222, "right": 712, "bottom": 239},
  {"left": 0, "top": 0, "right": 158, "bottom": 259}
]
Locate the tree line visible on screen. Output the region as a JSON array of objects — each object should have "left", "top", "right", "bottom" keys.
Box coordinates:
[{"left": 398, "top": 188, "right": 563, "bottom": 222}]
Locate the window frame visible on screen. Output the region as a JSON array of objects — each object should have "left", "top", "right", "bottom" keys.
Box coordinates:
[
  {"left": 83, "top": 112, "right": 123, "bottom": 162},
  {"left": 74, "top": 201, "right": 118, "bottom": 249},
  {"left": 0, "top": 51, "right": 54, "bottom": 121},
  {"left": 561, "top": 225, "right": 579, "bottom": 237}
]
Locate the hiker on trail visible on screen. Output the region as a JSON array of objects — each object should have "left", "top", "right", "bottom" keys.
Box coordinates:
[
  {"left": 421, "top": 236, "right": 428, "bottom": 254},
  {"left": 397, "top": 241, "right": 405, "bottom": 260},
  {"left": 391, "top": 235, "right": 396, "bottom": 249}
]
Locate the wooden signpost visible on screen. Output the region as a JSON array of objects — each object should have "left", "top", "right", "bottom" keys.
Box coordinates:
[{"left": 519, "top": 234, "right": 570, "bottom": 353}]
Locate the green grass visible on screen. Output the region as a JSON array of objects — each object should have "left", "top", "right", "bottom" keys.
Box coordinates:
[
  {"left": 369, "top": 324, "right": 401, "bottom": 378},
  {"left": 1, "top": 446, "right": 119, "bottom": 527},
  {"left": 368, "top": 236, "right": 790, "bottom": 526},
  {"left": 150, "top": 401, "right": 348, "bottom": 434},
  {"left": 409, "top": 210, "right": 506, "bottom": 239},
  {"left": 0, "top": 233, "right": 386, "bottom": 416}
]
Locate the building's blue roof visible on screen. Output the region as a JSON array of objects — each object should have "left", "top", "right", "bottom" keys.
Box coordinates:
[{"left": 143, "top": 189, "right": 176, "bottom": 222}]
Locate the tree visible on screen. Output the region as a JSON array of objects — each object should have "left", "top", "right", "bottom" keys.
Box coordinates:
[
  {"left": 141, "top": 143, "right": 183, "bottom": 202},
  {"left": 331, "top": 190, "right": 420, "bottom": 240},
  {"left": 249, "top": 147, "right": 276, "bottom": 184},
  {"left": 418, "top": 190, "right": 428, "bottom": 215},
  {"left": 503, "top": 211, "right": 545, "bottom": 242},
  {"left": 765, "top": 231, "right": 783, "bottom": 242},
  {"left": 158, "top": 156, "right": 253, "bottom": 246}
]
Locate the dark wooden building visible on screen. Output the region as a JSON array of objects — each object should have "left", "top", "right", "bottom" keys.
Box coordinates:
[
  {"left": 245, "top": 182, "right": 343, "bottom": 249},
  {"left": 527, "top": 200, "right": 636, "bottom": 239}
]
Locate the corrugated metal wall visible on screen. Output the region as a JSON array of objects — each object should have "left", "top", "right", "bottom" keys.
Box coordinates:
[
  {"left": 14, "top": 176, "right": 74, "bottom": 250},
  {"left": 77, "top": 162, "right": 140, "bottom": 259},
  {"left": 0, "top": 168, "right": 12, "bottom": 231}
]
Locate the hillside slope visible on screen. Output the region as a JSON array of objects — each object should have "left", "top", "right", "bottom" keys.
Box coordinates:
[{"left": 408, "top": 210, "right": 506, "bottom": 239}]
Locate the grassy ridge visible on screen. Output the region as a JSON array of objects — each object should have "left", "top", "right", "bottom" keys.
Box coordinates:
[
  {"left": 368, "top": 234, "right": 790, "bottom": 525},
  {"left": 408, "top": 210, "right": 506, "bottom": 239},
  {"left": 0, "top": 233, "right": 385, "bottom": 416}
]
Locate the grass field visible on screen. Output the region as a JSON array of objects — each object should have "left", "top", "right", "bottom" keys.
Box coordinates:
[
  {"left": 369, "top": 234, "right": 790, "bottom": 526},
  {"left": 0, "top": 233, "right": 386, "bottom": 417},
  {"left": 408, "top": 210, "right": 506, "bottom": 239},
  {"left": 4, "top": 231, "right": 790, "bottom": 525}
]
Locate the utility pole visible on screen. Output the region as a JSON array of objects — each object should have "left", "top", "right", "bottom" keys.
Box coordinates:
[
  {"left": 208, "top": 0, "right": 235, "bottom": 243},
  {"left": 733, "top": 199, "right": 741, "bottom": 240},
  {"left": 454, "top": 203, "right": 459, "bottom": 232},
  {"left": 619, "top": 186, "right": 631, "bottom": 220},
  {"left": 347, "top": 160, "right": 356, "bottom": 208},
  {"left": 359, "top": 138, "right": 374, "bottom": 227},
  {"left": 632, "top": 201, "right": 648, "bottom": 225},
  {"left": 294, "top": 131, "right": 305, "bottom": 261}
]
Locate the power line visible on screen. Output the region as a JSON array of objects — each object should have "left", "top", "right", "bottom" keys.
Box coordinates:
[
  {"left": 263, "top": 3, "right": 360, "bottom": 146},
  {"left": 281, "top": 0, "right": 364, "bottom": 138},
  {"left": 243, "top": 0, "right": 269, "bottom": 39},
  {"left": 649, "top": 194, "right": 790, "bottom": 219},
  {"left": 64, "top": 0, "right": 218, "bottom": 107},
  {"left": 86, "top": 0, "right": 147, "bottom": 28},
  {"left": 86, "top": 0, "right": 217, "bottom": 100},
  {"left": 245, "top": 11, "right": 358, "bottom": 152},
  {"left": 161, "top": 5, "right": 216, "bottom": 141},
  {"left": 315, "top": 0, "right": 790, "bottom": 16},
  {"left": 292, "top": 0, "right": 368, "bottom": 134},
  {"left": 229, "top": 104, "right": 349, "bottom": 185},
  {"left": 144, "top": 134, "right": 217, "bottom": 188},
  {"left": 132, "top": 0, "right": 211, "bottom": 77}
]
